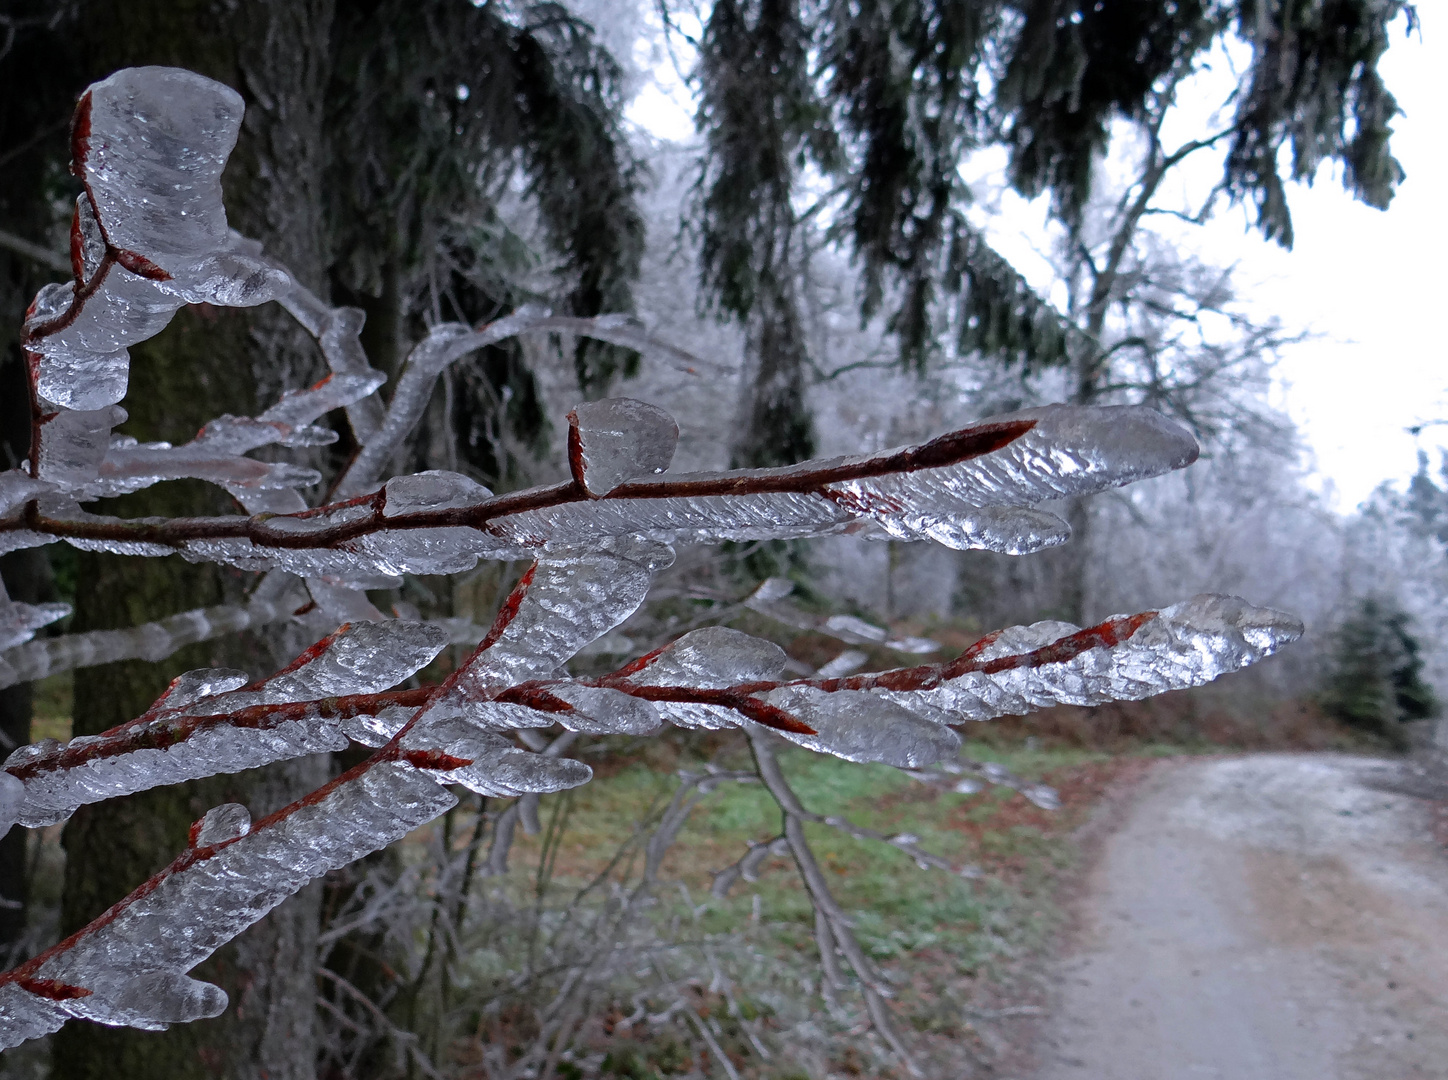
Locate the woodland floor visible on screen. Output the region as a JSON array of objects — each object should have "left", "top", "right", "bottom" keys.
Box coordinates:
[{"left": 1004, "top": 754, "right": 1448, "bottom": 1080}]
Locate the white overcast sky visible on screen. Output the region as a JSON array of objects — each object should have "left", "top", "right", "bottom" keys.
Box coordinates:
[{"left": 624, "top": 8, "right": 1445, "bottom": 511}]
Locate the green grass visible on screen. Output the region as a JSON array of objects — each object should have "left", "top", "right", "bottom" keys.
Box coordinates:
[
  {"left": 502, "top": 737, "right": 1120, "bottom": 983},
  {"left": 29, "top": 672, "right": 73, "bottom": 743}
]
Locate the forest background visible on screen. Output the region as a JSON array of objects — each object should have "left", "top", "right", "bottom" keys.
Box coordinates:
[{"left": 0, "top": 1, "right": 1444, "bottom": 1078}]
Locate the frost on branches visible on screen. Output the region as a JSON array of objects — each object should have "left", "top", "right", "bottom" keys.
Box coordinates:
[{"left": 0, "top": 68, "right": 1302, "bottom": 1050}]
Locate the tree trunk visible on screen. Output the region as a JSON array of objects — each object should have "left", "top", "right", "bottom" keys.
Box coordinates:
[
  {"left": 50, "top": 3, "right": 336, "bottom": 1077},
  {"left": 733, "top": 274, "right": 815, "bottom": 469}
]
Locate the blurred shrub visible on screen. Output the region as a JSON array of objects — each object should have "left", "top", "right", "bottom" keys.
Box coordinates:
[{"left": 1321, "top": 596, "right": 1439, "bottom": 748}]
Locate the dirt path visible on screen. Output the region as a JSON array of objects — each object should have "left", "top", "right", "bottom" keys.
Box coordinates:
[{"left": 1024, "top": 754, "right": 1448, "bottom": 1080}]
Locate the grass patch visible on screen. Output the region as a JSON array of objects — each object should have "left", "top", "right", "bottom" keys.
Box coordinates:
[{"left": 29, "top": 672, "right": 72, "bottom": 743}]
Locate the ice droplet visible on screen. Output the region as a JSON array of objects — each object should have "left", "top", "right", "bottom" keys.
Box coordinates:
[
  {"left": 568, "top": 398, "right": 679, "bottom": 496},
  {"left": 192, "top": 803, "right": 250, "bottom": 846},
  {"left": 100, "top": 972, "right": 228, "bottom": 1028},
  {"left": 383, "top": 470, "right": 492, "bottom": 516},
  {"left": 154, "top": 668, "right": 251, "bottom": 710}
]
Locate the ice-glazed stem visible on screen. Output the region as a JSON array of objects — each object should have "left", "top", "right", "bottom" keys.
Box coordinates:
[
  {"left": 333, "top": 311, "right": 716, "bottom": 498},
  {"left": 4, "top": 410, "right": 1043, "bottom": 557},
  {"left": 0, "top": 593, "right": 300, "bottom": 691}
]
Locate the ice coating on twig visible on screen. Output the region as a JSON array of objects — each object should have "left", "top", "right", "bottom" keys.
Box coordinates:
[
  {"left": 0, "top": 589, "right": 302, "bottom": 690},
  {"left": 744, "top": 579, "right": 939, "bottom": 653},
  {"left": 26, "top": 69, "right": 289, "bottom": 411},
  {"left": 3, "top": 621, "right": 449, "bottom": 827},
  {"left": 622, "top": 627, "right": 788, "bottom": 688},
  {"left": 0, "top": 581, "right": 70, "bottom": 652},
  {"left": 333, "top": 311, "right": 705, "bottom": 499},
  {"left": 857, "top": 502, "right": 1072, "bottom": 554},
  {"left": 0, "top": 673, "right": 598, "bottom": 1043},
  {"left": 568, "top": 398, "right": 679, "bottom": 496},
  {"left": 399, "top": 718, "right": 592, "bottom": 796},
  {"left": 383, "top": 471, "right": 492, "bottom": 516},
  {"left": 0, "top": 63, "right": 1313, "bottom": 1054},
  {"left": 37, "top": 404, "right": 1179, "bottom": 581},
  {"left": 866, "top": 595, "right": 1303, "bottom": 723},
  {"left": 448, "top": 537, "right": 675, "bottom": 699},
  {"left": 207, "top": 620, "right": 449, "bottom": 707},
  {"left": 0, "top": 759, "right": 459, "bottom": 1047},
  {"left": 826, "top": 404, "right": 1199, "bottom": 514},
  {"left": 760, "top": 687, "right": 961, "bottom": 767},
  {"left": 71, "top": 371, "right": 383, "bottom": 504}
]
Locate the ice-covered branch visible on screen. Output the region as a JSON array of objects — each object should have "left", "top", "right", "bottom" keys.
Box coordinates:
[
  {"left": 0, "top": 582, "right": 303, "bottom": 691},
  {"left": 0, "top": 591, "right": 1300, "bottom": 849},
  {"left": 4, "top": 402, "right": 1199, "bottom": 583},
  {"left": 743, "top": 577, "right": 939, "bottom": 654}
]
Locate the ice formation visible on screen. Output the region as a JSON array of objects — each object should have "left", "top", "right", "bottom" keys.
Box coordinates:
[{"left": 0, "top": 65, "right": 1307, "bottom": 1049}]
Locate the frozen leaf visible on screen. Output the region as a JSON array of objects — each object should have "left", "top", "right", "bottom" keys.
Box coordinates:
[{"left": 568, "top": 398, "right": 679, "bottom": 496}]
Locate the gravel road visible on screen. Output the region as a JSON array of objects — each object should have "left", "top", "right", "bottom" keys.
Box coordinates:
[{"left": 1025, "top": 754, "right": 1448, "bottom": 1080}]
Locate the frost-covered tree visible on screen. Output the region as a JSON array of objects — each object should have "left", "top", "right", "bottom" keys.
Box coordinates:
[
  {"left": 683, "top": 0, "right": 1410, "bottom": 466},
  {"left": 0, "top": 68, "right": 1307, "bottom": 1072}
]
